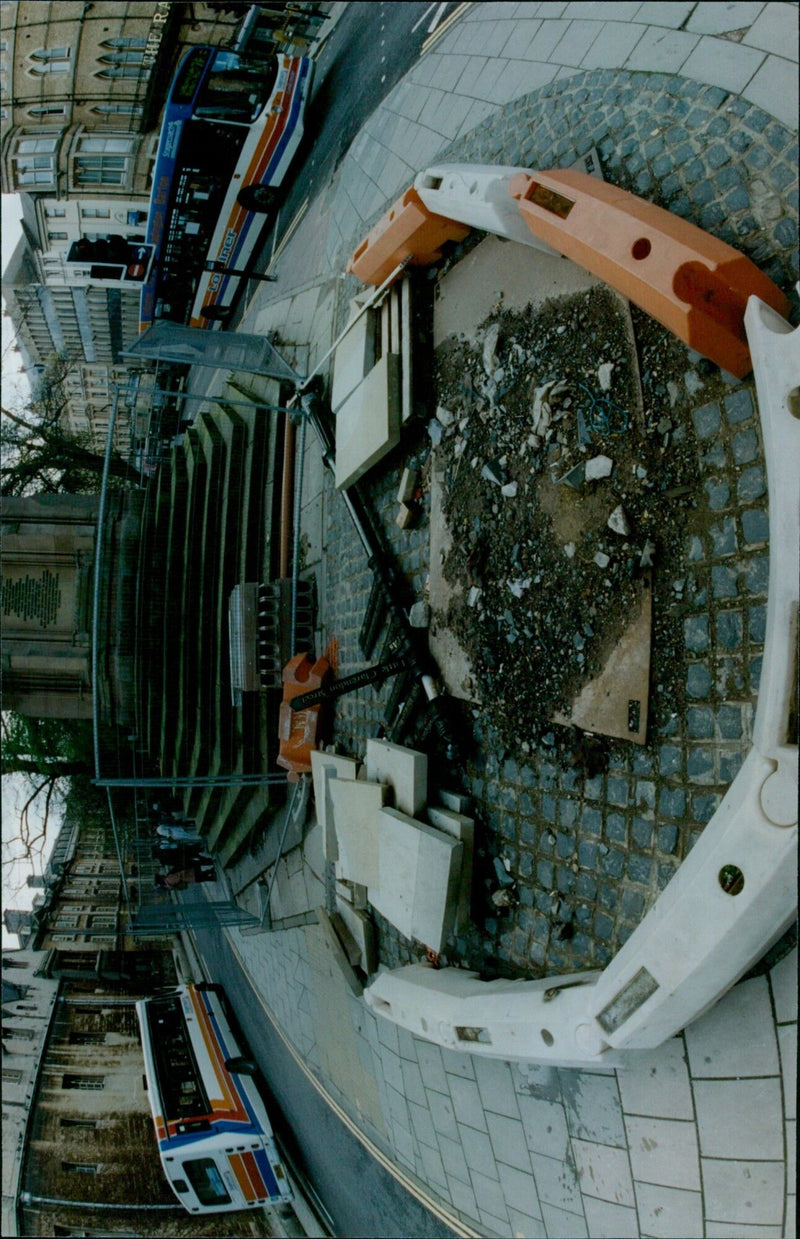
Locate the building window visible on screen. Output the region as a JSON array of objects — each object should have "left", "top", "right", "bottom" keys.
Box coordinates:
[
  {"left": 29, "top": 104, "right": 67, "bottom": 118},
  {"left": 62, "top": 1162, "right": 99, "bottom": 1174},
  {"left": 48, "top": 231, "right": 69, "bottom": 242},
  {"left": 99, "top": 51, "right": 145, "bottom": 66},
  {"left": 81, "top": 207, "right": 110, "bottom": 219},
  {"left": 3, "top": 1025, "right": 35, "bottom": 1039},
  {"left": 29, "top": 48, "right": 72, "bottom": 74},
  {"left": 69, "top": 1032, "right": 105, "bottom": 1045},
  {"left": 101, "top": 37, "right": 147, "bottom": 49},
  {"left": 74, "top": 136, "right": 133, "bottom": 187},
  {"left": 51, "top": 934, "right": 77, "bottom": 942},
  {"left": 31, "top": 47, "right": 71, "bottom": 60},
  {"left": 62, "top": 1074, "right": 105, "bottom": 1090},
  {"left": 46, "top": 207, "right": 67, "bottom": 217},
  {"left": 2, "top": 1068, "right": 23, "bottom": 1084},
  {"left": 93, "top": 103, "right": 142, "bottom": 117},
  {"left": 13, "top": 134, "right": 58, "bottom": 188},
  {"left": 60, "top": 1117, "right": 98, "bottom": 1129},
  {"left": 96, "top": 66, "right": 141, "bottom": 80}
]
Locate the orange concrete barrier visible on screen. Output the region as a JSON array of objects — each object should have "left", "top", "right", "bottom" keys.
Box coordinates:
[
  {"left": 508, "top": 169, "right": 791, "bottom": 378},
  {"left": 347, "top": 185, "right": 470, "bottom": 286},
  {"left": 277, "top": 652, "right": 330, "bottom": 780}
]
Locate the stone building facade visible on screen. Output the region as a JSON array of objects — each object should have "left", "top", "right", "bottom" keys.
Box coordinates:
[
  {"left": 0, "top": 0, "right": 241, "bottom": 452},
  {"left": 1, "top": 491, "right": 142, "bottom": 726}
]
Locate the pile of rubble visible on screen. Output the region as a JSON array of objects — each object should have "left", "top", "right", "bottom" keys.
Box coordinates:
[{"left": 431, "top": 287, "right": 710, "bottom": 757}]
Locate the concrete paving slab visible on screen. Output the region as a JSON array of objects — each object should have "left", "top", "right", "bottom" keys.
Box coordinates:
[
  {"left": 581, "top": 20, "right": 647, "bottom": 69},
  {"left": 743, "top": 53, "right": 800, "bottom": 129},
  {"left": 693, "top": 1077, "right": 784, "bottom": 1160},
  {"left": 529, "top": 1149, "right": 583, "bottom": 1212},
  {"left": 329, "top": 777, "right": 387, "bottom": 889},
  {"left": 365, "top": 738, "right": 427, "bottom": 817},
  {"left": 700, "top": 1158, "right": 785, "bottom": 1226},
  {"left": 571, "top": 1137, "right": 635, "bottom": 1206},
  {"left": 633, "top": 1181, "right": 704, "bottom": 1239},
  {"left": 334, "top": 353, "right": 401, "bottom": 490},
  {"left": 743, "top": 2, "right": 799, "bottom": 58},
  {"left": 686, "top": 1, "right": 768, "bottom": 35},
  {"left": 680, "top": 35, "right": 766, "bottom": 93},
  {"left": 626, "top": 1115, "right": 701, "bottom": 1190},
  {"left": 373, "top": 807, "right": 462, "bottom": 951},
  {"left": 309, "top": 749, "right": 359, "bottom": 859},
  {"left": 622, "top": 24, "right": 700, "bottom": 72},
  {"left": 335, "top": 897, "right": 377, "bottom": 974},
  {"left": 616, "top": 1036, "right": 694, "bottom": 1120},
  {"left": 684, "top": 974, "right": 779, "bottom": 1077}
]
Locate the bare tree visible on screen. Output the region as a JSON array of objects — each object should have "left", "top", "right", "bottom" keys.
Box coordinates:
[{"left": 1, "top": 353, "right": 143, "bottom": 496}]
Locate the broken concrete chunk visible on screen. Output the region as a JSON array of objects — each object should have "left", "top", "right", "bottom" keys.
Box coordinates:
[
  {"left": 607, "top": 505, "right": 631, "bottom": 536},
  {"left": 409, "top": 600, "right": 430, "bottom": 628},
  {"left": 335, "top": 897, "right": 377, "bottom": 974},
  {"left": 597, "top": 361, "right": 614, "bottom": 391},
  {"left": 482, "top": 322, "right": 500, "bottom": 375},
  {"left": 428, "top": 419, "right": 444, "bottom": 445},
  {"left": 396, "top": 501, "right": 417, "bottom": 530},
  {"left": 436, "top": 405, "right": 456, "bottom": 427},
  {"left": 558, "top": 463, "right": 585, "bottom": 490},
  {"left": 640, "top": 539, "right": 656, "bottom": 568},
  {"left": 397, "top": 466, "right": 418, "bottom": 503},
  {"left": 564, "top": 542, "right": 576, "bottom": 559},
  {"left": 468, "top": 585, "right": 482, "bottom": 608},
  {"left": 501, "top": 480, "right": 518, "bottom": 498},
  {"left": 594, "top": 551, "right": 611, "bottom": 568},
  {"left": 481, "top": 457, "right": 507, "bottom": 487},
  {"left": 585, "top": 454, "right": 614, "bottom": 481}
]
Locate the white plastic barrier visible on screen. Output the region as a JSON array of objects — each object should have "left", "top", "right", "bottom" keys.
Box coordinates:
[
  {"left": 414, "top": 164, "right": 556, "bottom": 253},
  {"left": 364, "top": 294, "right": 798, "bottom": 1065}
]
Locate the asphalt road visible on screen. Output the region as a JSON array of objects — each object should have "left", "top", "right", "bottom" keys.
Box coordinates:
[
  {"left": 251, "top": 0, "right": 453, "bottom": 287},
  {"left": 186, "top": 900, "right": 460, "bottom": 1238}
]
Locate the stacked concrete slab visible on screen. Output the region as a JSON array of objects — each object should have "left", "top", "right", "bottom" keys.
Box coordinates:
[{"left": 311, "top": 738, "right": 472, "bottom": 959}]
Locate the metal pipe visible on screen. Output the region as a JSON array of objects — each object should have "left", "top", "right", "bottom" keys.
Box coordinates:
[
  {"left": 295, "top": 255, "right": 413, "bottom": 396},
  {"left": 290, "top": 410, "right": 307, "bottom": 650},
  {"left": 279, "top": 415, "right": 295, "bottom": 578}
]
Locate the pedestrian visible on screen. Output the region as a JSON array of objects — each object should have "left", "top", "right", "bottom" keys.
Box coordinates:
[
  {"left": 155, "top": 821, "right": 201, "bottom": 843},
  {"left": 156, "top": 856, "right": 217, "bottom": 888},
  {"left": 151, "top": 841, "right": 203, "bottom": 866}
]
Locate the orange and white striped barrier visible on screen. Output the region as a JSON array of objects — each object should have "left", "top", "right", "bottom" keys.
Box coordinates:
[
  {"left": 347, "top": 185, "right": 470, "bottom": 287},
  {"left": 277, "top": 652, "right": 330, "bottom": 780},
  {"left": 508, "top": 168, "right": 791, "bottom": 378}
]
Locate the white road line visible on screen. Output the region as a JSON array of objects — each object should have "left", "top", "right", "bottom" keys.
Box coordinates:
[
  {"left": 411, "top": 3, "right": 436, "bottom": 33},
  {"left": 268, "top": 198, "right": 309, "bottom": 271},
  {"left": 427, "top": 2, "right": 448, "bottom": 34},
  {"left": 421, "top": 2, "right": 471, "bottom": 55}
]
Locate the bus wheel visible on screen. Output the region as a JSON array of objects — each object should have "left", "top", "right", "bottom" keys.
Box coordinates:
[
  {"left": 194, "top": 982, "right": 223, "bottom": 995},
  {"left": 237, "top": 184, "right": 277, "bottom": 212},
  {"left": 225, "top": 1056, "right": 257, "bottom": 1076},
  {"left": 200, "top": 304, "right": 233, "bottom": 323}
]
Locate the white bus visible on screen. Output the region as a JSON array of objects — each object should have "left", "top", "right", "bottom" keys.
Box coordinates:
[
  {"left": 140, "top": 45, "right": 313, "bottom": 331},
  {"left": 135, "top": 982, "right": 292, "bottom": 1214}
]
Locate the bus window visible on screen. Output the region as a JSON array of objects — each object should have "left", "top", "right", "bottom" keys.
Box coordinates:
[
  {"left": 194, "top": 51, "right": 277, "bottom": 124},
  {"left": 183, "top": 1158, "right": 232, "bottom": 1207}
]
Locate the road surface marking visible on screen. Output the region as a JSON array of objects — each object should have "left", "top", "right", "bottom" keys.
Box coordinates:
[{"left": 421, "top": 2, "right": 471, "bottom": 54}]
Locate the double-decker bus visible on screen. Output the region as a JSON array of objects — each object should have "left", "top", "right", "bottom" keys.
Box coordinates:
[
  {"left": 135, "top": 983, "right": 292, "bottom": 1214},
  {"left": 140, "top": 45, "right": 313, "bottom": 332}
]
